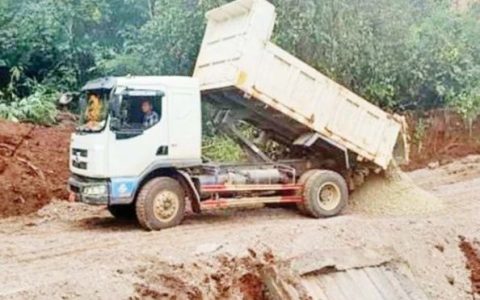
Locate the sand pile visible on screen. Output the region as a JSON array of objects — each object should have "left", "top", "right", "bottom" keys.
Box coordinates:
[{"left": 348, "top": 168, "right": 444, "bottom": 216}]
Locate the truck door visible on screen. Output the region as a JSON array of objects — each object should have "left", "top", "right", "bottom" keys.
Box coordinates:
[
  {"left": 107, "top": 89, "right": 169, "bottom": 177},
  {"left": 167, "top": 89, "right": 202, "bottom": 161}
]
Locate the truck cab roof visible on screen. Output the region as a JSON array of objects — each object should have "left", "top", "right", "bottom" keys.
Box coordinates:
[{"left": 81, "top": 76, "right": 199, "bottom": 91}]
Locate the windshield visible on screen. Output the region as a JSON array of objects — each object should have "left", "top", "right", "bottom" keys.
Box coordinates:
[{"left": 77, "top": 90, "right": 110, "bottom": 132}]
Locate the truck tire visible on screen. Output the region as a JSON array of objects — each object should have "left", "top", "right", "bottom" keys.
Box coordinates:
[
  {"left": 135, "top": 177, "right": 186, "bottom": 231},
  {"left": 108, "top": 204, "right": 136, "bottom": 219},
  {"left": 302, "top": 170, "right": 348, "bottom": 218},
  {"left": 296, "top": 170, "right": 320, "bottom": 214}
]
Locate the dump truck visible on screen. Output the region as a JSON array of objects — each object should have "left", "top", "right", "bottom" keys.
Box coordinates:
[{"left": 68, "top": 0, "right": 407, "bottom": 231}]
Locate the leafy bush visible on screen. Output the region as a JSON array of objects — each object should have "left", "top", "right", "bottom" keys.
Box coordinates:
[
  {"left": 202, "top": 134, "right": 245, "bottom": 162},
  {"left": 0, "top": 84, "right": 58, "bottom": 125},
  {"left": 448, "top": 86, "right": 480, "bottom": 137}
]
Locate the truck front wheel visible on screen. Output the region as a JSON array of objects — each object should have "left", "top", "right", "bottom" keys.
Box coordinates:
[
  {"left": 302, "top": 170, "right": 348, "bottom": 218},
  {"left": 135, "top": 177, "right": 186, "bottom": 231}
]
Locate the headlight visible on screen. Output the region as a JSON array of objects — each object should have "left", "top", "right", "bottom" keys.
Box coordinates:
[{"left": 83, "top": 185, "right": 107, "bottom": 195}]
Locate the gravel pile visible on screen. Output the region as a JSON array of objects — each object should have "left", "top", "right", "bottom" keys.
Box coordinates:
[{"left": 348, "top": 169, "right": 444, "bottom": 216}]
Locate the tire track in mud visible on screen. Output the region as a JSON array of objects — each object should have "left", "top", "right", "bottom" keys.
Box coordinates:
[
  {"left": 0, "top": 239, "right": 121, "bottom": 265},
  {"left": 0, "top": 210, "right": 301, "bottom": 268}
]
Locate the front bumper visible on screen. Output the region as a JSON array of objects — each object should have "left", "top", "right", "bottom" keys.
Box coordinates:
[{"left": 68, "top": 175, "right": 109, "bottom": 205}]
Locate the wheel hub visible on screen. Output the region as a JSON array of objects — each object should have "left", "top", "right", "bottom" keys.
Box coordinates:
[
  {"left": 318, "top": 182, "right": 341, "bottom": 211},
  {"left": 153, "top": 191, "right": 179, "bottom": 222}
]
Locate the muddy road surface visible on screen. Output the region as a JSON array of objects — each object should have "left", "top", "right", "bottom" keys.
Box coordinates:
[{"left": 1, "top": 156, "right": 480, "bottom": 299}]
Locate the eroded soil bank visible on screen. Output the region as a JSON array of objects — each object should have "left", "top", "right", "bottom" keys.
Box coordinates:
[{"left": 0, "top": 120, "right": 72, "bottom": 218}]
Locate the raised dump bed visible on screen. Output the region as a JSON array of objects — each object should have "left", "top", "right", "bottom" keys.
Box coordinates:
[{"left": 194, "top": 0, "right": 407, "bottom": 170}]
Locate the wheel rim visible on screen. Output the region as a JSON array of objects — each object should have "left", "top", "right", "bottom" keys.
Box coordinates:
[
  {"left": 317, "top": 182, "right": 341, "bottom": 211},
  {"left": 153, "top": 190, "right": 179, "bottom": 222}
]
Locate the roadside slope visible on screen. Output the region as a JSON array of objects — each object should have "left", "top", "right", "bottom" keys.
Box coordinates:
[{"left": 0, "top": 121, "right": 72, "bottom": 218}]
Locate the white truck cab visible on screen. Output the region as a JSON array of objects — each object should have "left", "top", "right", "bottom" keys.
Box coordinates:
[{"left": 69, "top": 76, "right": 202, "bottom": 206}]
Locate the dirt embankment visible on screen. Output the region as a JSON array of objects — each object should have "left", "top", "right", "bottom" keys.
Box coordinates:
[
  {"left": 404, "top": 110, "right": 480, "bottom": 171},
  {"left": 0, "top": 120, "right": 73, "bottom": 218}
]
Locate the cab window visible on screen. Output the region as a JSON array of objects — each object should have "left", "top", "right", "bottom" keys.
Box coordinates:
[{"left": 118, "top": 94, "right": 163, "bottom": 129}]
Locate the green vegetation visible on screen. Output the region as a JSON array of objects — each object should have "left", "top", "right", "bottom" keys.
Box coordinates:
[
  {"left": 0, "top": 0, "right": 479, "bottom": 155},
  {"left": 448, "top": 86, "right": 480, "bottom": 137},
  {"left": 0, "top": 83, "right": 58, "bottom": 125},
  {"left": 202, "top": 135, "right": 245, "bottom": 162},
  {"left": 273, "top": 0, "right": 480, "bottom": 111}
]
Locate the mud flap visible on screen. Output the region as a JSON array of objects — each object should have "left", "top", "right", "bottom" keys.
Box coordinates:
[{"left": 177, "top": 170, "right": 202, "bottom": 213}]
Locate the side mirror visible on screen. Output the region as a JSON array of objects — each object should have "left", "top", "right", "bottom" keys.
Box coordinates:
[
  {"left": 110, "top": 117, "right": 121, "bottom": 131},
  {"left": 110, "top": 95, "right": 121, "bottom": 117},
  {"left": 79, "top": 95, "right": 87, "bottom": 111}
]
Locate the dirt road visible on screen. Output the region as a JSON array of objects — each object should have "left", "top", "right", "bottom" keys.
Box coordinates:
[{"left": 1, "top": 156, "right": 480, "bottom": 299}]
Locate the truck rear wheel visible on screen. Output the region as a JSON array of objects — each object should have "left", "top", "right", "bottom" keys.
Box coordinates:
[
  {"left": 135, "top": 177, "right": 186, "bottom": 231},
  {"left": 296, "top": 170, "right": 319, "bottom": 214},
  {"left": 108, "top": 204, "right": 136, "bottom": 219},
  {"left": 302, "top": 170, "right": 348, "bottom": 218}
]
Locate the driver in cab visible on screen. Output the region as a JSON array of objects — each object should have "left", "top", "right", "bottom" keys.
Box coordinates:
[{"left": 141, "top": 100, "right": 159, "bottom": 128}]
